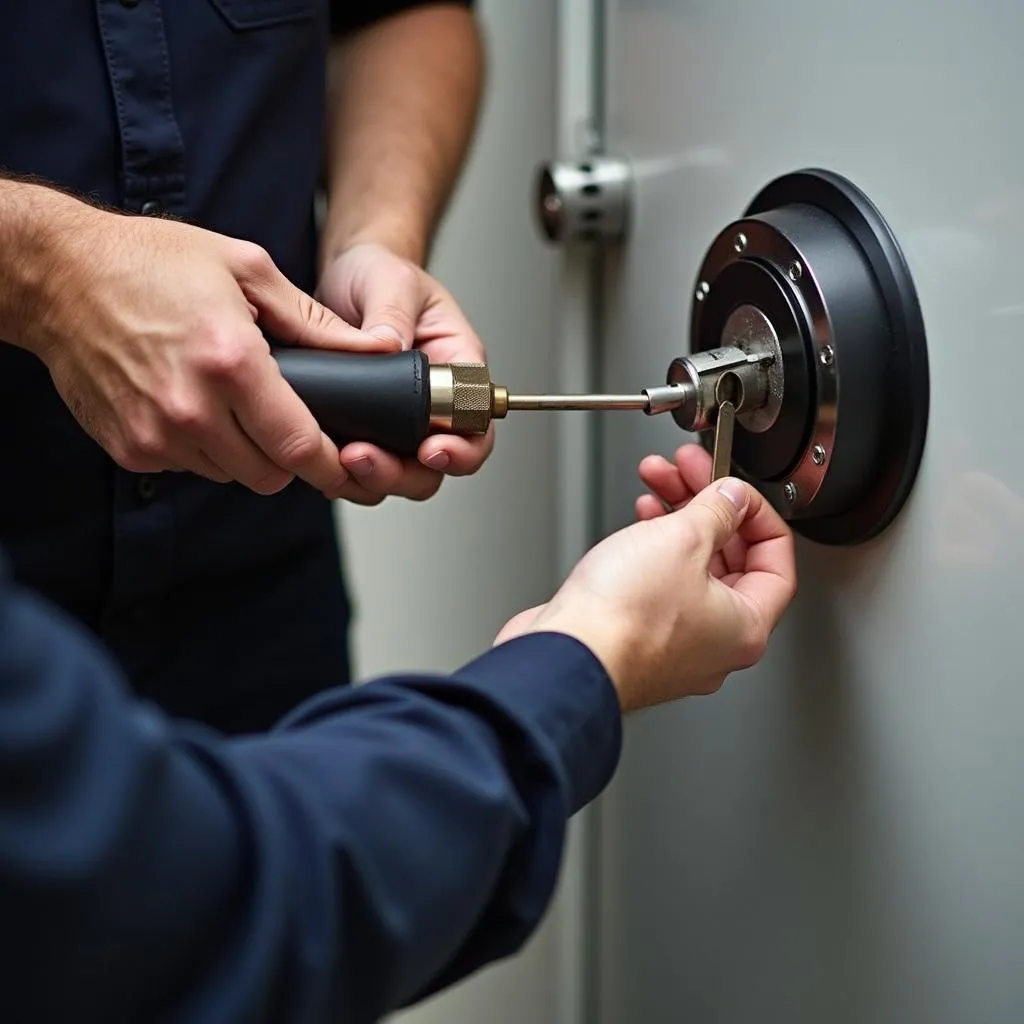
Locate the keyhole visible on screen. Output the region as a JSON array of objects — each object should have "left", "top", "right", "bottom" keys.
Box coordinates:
[{"left": 715, "top": 370, "right": 744, "bottom": 412}]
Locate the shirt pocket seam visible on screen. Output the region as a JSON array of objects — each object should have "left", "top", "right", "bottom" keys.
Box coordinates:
[{"left": 206, "top": 0, "right": 317, "bottom": 31}]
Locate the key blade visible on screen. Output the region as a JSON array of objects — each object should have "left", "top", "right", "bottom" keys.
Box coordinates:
[{"left": 711, "top": 400, "right": 736, "bottom": 482}]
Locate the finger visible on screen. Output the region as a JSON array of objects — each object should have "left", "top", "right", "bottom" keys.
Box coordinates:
[
  {"left": 674, "top": 476, "right": 751, "bottom": 559},
  {"left": 638, "top": 454, "right": 695, "bottom": 508},
  {"left": 720, "top": 532, "right": 750, "bottom": 576},
  {"left": 636, "top": 493, "right": 671, "bottom": 520},
  {"left": 673, "top": 443, "right": 716, "bottom": 493},
  {"left": 152, "top": 430, "right": 265, "bottom": 487},
  {"left": 418, "top": 303, "right": 488, "bottom": 361},
  {"left": 731, "top": 562, "right": 797, "bottom": 634},
  {"left": 330, "top": 478, "right": 388, "bottom": 506},
  {"left": 193, "top": 449, "right": 233, "bottom": 484},
  {"left": 417, "top": 428, "right": 495, "bottom": 477},
  {"left": 200, "top": 408, "right": 295, "bottom": 494},
  {"left": 735, "top": 484, "right": 793, "bottom": 549},
  {"left": 339, "top": 442, "right": 444, "bottom": 501},
  {"left": 357, "top": 264, "right": 425, "bottom": 349},
  {"left": 229, "top": 348, "right": 348, "bottom": 494},
  {"left": 730, "top": 488, "right": 798, "bottom": 629},
  {"left": 234, "top": 245, "right": 399, "bottom": 353}
]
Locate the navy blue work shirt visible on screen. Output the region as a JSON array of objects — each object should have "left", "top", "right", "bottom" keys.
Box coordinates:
[
  {"left": 0, "top": 0, "right": 471, "bottom": 733},
  {"left": 0, "top": 554, "right": 623, "bottom": 1022}
]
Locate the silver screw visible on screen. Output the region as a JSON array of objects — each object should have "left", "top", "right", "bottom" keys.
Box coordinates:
[
  {"left": 695, "top": 281, "right": 710, "bottom": 302},
  {"left": 811, "top": 444, "right": 826, "bottom": 466},
  {"left": 819, "top": 344, "right": 835, "bottom": 367},
  {"left": 782, "top": 481, "right": 797, "bottom": 503},
  {"left": 733, "top": 232, "right": 748, "bottom": 253},
  {"left": 788, "top": 260, "right": 803, "bottom": 281}
]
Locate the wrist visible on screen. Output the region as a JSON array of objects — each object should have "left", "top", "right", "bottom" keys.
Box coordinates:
[
  {"left": 321, "top": 217, "right": 428, "bottom": 269},
  {"left": 0, "top": 181, "right": 105, "bottom": 358},
  {"left": 526, "top": 607, "right": 640, "bottom": 714}
]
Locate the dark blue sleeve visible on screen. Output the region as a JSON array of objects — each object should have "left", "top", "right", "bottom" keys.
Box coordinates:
[
  {"left": 0, "top": 564, "right": 620, "bottom": 1024},
  {"left": 331, "top": 0, "right": 475, "bottom": 36}
]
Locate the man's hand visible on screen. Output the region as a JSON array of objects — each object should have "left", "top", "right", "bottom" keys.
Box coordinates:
[
  {"left": 317, "top": 242, "right": 493, "bottom": 505},
  {"left": 13, "top": 193, "right": 398, "bottom": 498},
  {"left": 496, "top": 444, "right": 798, "bottom": 711}
]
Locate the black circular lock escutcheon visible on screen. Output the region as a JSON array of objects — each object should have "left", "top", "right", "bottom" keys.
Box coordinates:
[{"left": 687, "top": 169, "right": 930, "bottom": 546}]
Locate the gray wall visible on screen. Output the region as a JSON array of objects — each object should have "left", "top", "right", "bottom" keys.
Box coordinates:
[{"left": 594, "top": 2, "right": 1024, "bottom": 1021}]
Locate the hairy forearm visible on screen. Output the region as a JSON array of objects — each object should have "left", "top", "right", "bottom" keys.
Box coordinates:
[
  {"left": 322, "top": 4, "right": 485, "bottom": 268},
  {"left": 0, "top": 177, "right": 100, "bottom": 357}
]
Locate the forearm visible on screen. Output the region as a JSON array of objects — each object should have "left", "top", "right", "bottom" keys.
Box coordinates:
[
  {"left": 0, "top": 565, "right": 621, "bottom": 1022},
  {"left": 0, "top": 176, "right": 101, "bottom": 357},
  {"left": 321, "top": 3, "right": 484, "bottom": 267}
]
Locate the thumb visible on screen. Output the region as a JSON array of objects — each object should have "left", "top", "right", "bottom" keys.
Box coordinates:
[
  {"left": 674, "top": 476, "right": 750, "bottom": 557},
  {"left": 242, "top": 256, "right": 400, "bottom": 354},
  {"left": 358, "top": 270, "right": 423, "bottom": 351}
]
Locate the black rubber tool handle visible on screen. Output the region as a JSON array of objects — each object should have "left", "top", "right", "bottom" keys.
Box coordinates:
[{"left": 273, "top": 348, "right": 432, "bottom": 457}]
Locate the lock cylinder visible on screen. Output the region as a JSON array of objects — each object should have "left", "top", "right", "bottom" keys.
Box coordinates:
[{"left": 663, "top": 344, "right": 776, "bottom": 433}]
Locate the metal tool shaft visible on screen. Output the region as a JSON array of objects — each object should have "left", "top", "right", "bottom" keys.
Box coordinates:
[{"left": 506, "top": 393, "right": 649, "bottom": 411}]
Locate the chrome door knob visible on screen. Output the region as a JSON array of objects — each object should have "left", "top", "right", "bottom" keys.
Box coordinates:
[{"left": 533, "top": 157, "right": 632, "bottom": 243}]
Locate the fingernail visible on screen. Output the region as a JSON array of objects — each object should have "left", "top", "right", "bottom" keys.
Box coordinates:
[
  {"left": 347, "top": 456, "right": 374, "bottom": 478},
  {"left": 717, "top": 478, "right": 746, "bottom": 509},
  {"left": 423, "top": 451, "right": 450, "bottom": 470},
  {"left": 368, "top": 325, "right": 404, "bottom": 345}
]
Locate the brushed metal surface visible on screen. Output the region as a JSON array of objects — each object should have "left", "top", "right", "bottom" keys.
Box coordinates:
[{"left": 593, "top": 2, "right": 1024, "bottom": 1021}]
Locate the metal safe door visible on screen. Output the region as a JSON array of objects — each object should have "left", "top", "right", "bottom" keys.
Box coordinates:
[{"left": 592, "top": 3, "right": 1024, "bottom": 1021}]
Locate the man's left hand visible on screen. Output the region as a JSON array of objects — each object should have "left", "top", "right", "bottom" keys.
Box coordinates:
[{"left": 317, "top": 242, "right": 494, "bottom": 505}]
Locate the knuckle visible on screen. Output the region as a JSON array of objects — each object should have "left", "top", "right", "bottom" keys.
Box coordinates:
[
  {"left": 116, "top": 447, "right": 150, "bottom": 473},
  {"left": 374, "top": 296, "right": 417, "bottom": 331},
  {"left": 273, "top": 425, "right": 323, "bottom": 469},
  {"left": 160, "top": 393, "right": 206, "bottom": 432},
  {"left": 198, "top": 333, "right": 251, "bottom": 382},
  {"left": 304, "top": 296, "right": 337, "bottom": 332},
  {"left": 125, "top": 420, "right": 165, "bottom": 461},
  {"left": 705, "top": 499, "right": 735, "bottom": 536},
  {"left": 736, "top": 621, "right": 770, "bottom": 669},
  {"left": 391, "top": 261, "right": 421, "bottom": 295},
  {"left": 234, "top": 242, "right": 274, "bottom": 281},
  {"left": 675, "top": 517, "right": 703, "bottom": 555}
]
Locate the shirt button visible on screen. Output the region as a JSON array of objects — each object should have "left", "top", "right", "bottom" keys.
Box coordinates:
[
  {"left": 140, "top": 199, "right": 162, "bottom": 216},
  {"left": 119, "top": 0, "right": 140, "bottom": 7},
  {"left": 137, "top": 475, "right": 158, "bottom": 502}
]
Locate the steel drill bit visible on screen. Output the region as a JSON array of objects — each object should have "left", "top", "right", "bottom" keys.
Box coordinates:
[
  {"left": 506, "top": 394, "right": 650, "bottom": 411},
  {"left": 501, "top": 382, "right": 694, "bottom": 416}
]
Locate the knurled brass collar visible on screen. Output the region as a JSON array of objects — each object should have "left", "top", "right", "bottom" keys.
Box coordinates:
[{"left": 429, "top": 363, "right": 505, "bottom": 434}]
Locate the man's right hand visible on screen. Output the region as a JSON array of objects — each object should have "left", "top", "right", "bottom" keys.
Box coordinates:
[
  {"left": 14, "top": 190, "right": 397, "bottom": 497},
  {"left": 496, "top": 444, "right": 798, "bottom": 712}
]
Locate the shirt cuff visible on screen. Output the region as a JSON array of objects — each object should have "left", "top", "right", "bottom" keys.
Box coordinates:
[{"left": 449, "top": 632, "right": 622, "bottom": 816}]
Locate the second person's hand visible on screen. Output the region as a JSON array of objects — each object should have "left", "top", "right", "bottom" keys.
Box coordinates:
[
  {"left": 496, "top": 444, "right": 797, "bottom": 711},
  {"left": 316, "top": 242, "right": 494, "bottom": 506}
]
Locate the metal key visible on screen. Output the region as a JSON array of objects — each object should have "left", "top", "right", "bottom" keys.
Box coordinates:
[{"left": 710, "top": 372, "right": 740, "bottom": 482}]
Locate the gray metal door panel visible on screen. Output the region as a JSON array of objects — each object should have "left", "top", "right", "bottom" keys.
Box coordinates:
[{"left": 595, "top": 3, "right": 1024, "bottom": 1021}]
